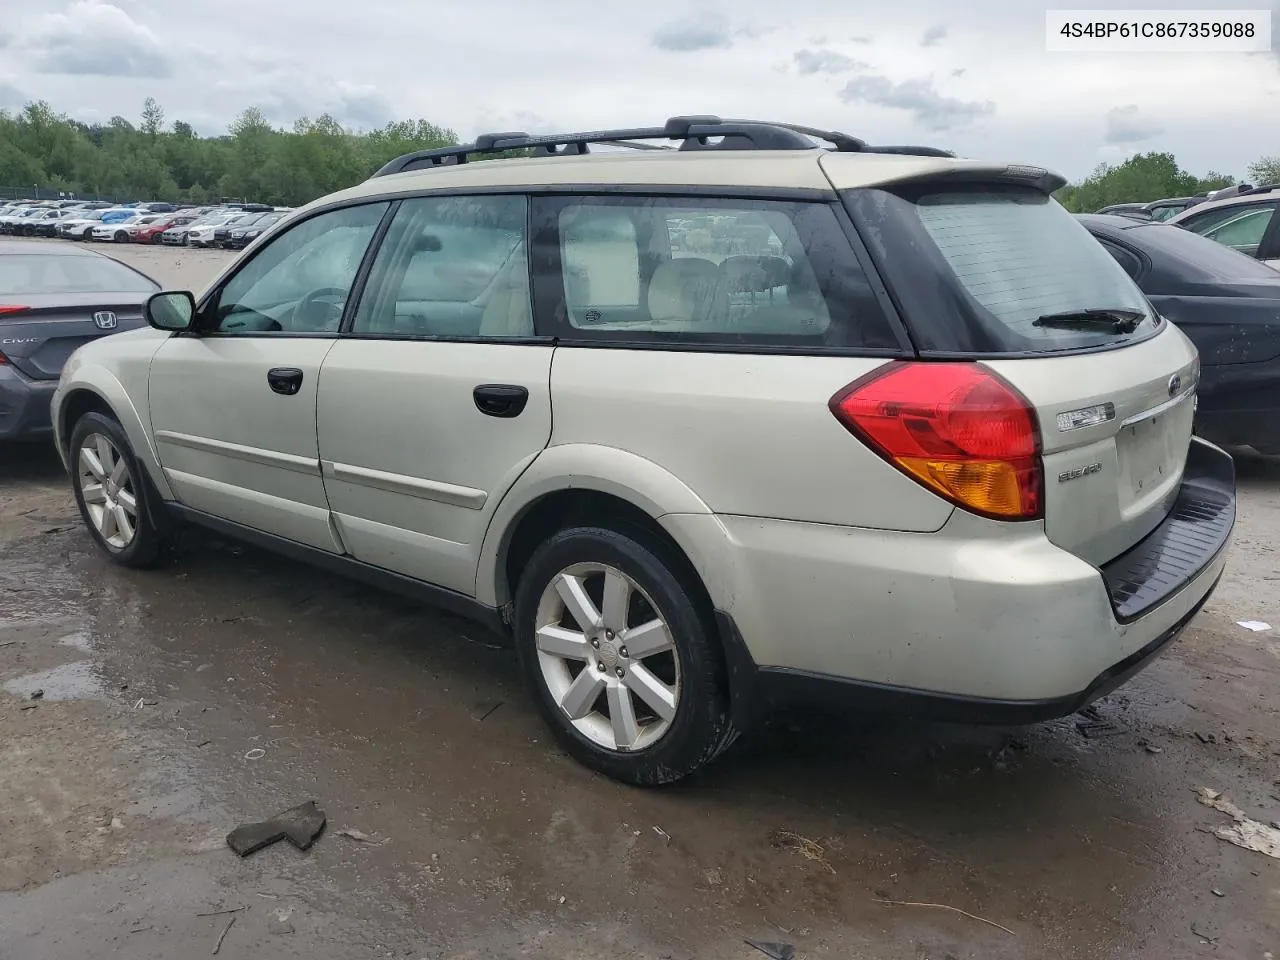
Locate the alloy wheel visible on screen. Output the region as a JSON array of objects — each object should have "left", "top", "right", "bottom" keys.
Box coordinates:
[
  {"left": 78, "top": 433, "right": 138, "bottom": 549},
  {"left": 534, "top": 562, "right": 682, "bottom": 752}
]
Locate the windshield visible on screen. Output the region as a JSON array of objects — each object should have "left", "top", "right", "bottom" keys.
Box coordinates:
[
  {"left": 846, "top": 184, "right": 1159, "bottom": 355},
  {"left": 0, "top": 254, "right": 157, "bottom": 295}
]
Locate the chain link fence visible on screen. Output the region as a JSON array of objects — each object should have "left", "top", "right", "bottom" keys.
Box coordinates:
[{"left": 0, "top": 186, "right": 128, "bottom": 203}]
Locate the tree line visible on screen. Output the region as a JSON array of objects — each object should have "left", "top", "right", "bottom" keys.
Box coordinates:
[
  {"left": 0, "top": 98, "right": 457, "bottom": 207},
  {"left": 1053, "top": 152, "right": 1279, "bottom": 213},
  {"left": 1, "top": 98, "right": 1277, "bottom": 211}
]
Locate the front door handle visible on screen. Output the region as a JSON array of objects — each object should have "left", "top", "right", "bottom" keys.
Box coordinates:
[
  {"left": 473, "top": 384, "right": 529, "bottom": 418},
  {"left": 267, "top": 367, "right": 304, "bottom": 396}
]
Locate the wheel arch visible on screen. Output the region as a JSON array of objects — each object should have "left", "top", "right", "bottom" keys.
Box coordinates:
[
  {"left": 476, "top": 445, "right": 733, "bottom": 614},
  {"left": 56, "top": 372, "right": 173, "bottom": 500}
]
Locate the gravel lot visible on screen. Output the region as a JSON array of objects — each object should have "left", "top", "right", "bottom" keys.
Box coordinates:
[{"left": 2, "top": 238, "right": 1279, "bottom": 960}]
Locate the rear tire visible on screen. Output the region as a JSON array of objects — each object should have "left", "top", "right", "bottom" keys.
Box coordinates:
[
  {"left": 513, "top": 525, "right": 735, "bottom": 786},
  {"left": 114, "top": 230, "right": 128, "bottom": 242},
  {"left": 69, "top": 412, "right": 166, "bottom": 568}
]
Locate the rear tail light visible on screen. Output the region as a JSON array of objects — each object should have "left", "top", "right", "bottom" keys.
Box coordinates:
[
  {"left": 829, "top": 362, "right": 1043, "bottom": 521},
  {"left": 0, "top": 305, "right": 29, "bottom": 316},
  {"left": 0, "top": 351, "right": 8, "bottom": 365}
]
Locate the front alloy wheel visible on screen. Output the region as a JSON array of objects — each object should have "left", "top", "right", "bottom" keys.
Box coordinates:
[
  {"left": 69, "top": 411, "right": 165, "bottom": 567},
  {"left": 77, "top": 432, "right": 139, "bottom": 549}
]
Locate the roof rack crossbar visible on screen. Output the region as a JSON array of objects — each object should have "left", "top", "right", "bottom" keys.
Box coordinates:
[{"left": 369, "top": 115, "right": 952, "bottom": 178}]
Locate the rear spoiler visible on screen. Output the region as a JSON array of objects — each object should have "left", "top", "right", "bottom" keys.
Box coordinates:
[{"left": 871, "top": 162, "right": 1067, "bottom": 195}]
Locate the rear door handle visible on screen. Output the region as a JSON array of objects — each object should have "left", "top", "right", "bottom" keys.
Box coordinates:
[
  {"left": 267, "top": 367, "right": 304, "bottom": 396},
  {"left": 473, "top": 384, "right": 529, "bottom": 418}
]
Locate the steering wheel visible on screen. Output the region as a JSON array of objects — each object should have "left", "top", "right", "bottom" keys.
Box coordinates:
[{"left": 295, "top": 286, "right": 348, "bottom": 330}]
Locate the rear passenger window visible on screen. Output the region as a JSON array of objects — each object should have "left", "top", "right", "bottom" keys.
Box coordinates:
[{"left": 539, "top": 197, "right": 899, "bottom": 350}]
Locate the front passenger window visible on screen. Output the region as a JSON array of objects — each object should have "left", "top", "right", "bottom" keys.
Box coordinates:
[{"left": 210, "top": 203, "right": 388, "bottom": 335}]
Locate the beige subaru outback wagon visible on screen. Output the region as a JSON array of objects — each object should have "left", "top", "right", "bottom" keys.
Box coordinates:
[{"left": 52, "top": 117, "right": 1235, "bottom": 785}]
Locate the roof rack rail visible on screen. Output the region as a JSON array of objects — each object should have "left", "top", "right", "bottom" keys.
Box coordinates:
[
  {"left": 717, "top": 119, "right": 954, "bottom": 158},
  {"left": 370, "top": 115, "right": 952, "bottom": 178}
]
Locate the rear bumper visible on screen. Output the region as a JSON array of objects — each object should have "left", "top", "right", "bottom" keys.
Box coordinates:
[
  {"left": 0, "top": 366, "right": 58, "bottom": 440},
  {"left": 721, "top": 571, "right": 1220, "bottom": 725},
  {"left": 666, "top": 438, "right": 1235, "bottom": 721}
]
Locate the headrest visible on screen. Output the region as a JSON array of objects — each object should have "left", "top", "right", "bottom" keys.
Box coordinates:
[
  {"left": 647, "top": 257, "right": 718, "bottom": 322},
  {"left": 717, "top": 255, "right": 790, "bottom": 294}
]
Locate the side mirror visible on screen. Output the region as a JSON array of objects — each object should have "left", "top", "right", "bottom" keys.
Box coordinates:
[{"left": 146, "top": 290, "right": 196, "bottom": 332}]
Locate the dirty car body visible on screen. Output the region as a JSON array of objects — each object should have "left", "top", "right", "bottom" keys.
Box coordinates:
[
  {"left": 51, "top": 118, "right": 1236, "bottom": 785},
  {"left": 1080, "top": 213, "right": 1280, "bottom": 455}
]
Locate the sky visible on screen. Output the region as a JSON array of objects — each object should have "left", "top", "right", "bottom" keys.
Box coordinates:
[{"left": 0, "top": 0, "right": 1277, "bottom": 182}]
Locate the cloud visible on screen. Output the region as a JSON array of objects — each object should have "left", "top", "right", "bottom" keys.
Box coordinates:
[
  {"left": 951, "top": 67, "right": 966, "bottom": 77},
  {"left": 0, "top": 81, "right": 26, "bottom": 110},
  {"left": 849, "top": 35, "right": 873, "bottom": 44},
  {"left": 838, "top": 72, "right": 994, "bottom": 131},
  {"left": 920, "top": 23, "right": 948, "bottom": 46},
  {"left": 793, "top": 48, "right": 866, "bottom": 75},
  {"left": 651, "top": 12, "right": 734, "bottom": 51},
  {"left": 1104, "top": 105, "right": 1163, "bottom": 144},
  {"left": 213, "top": 73, "right": 394, "bottom": 132},
  {"left": 22, "top": 1, "right": 171, "bottom": 77},
  {"left": 1272, "top": 1, "right": 1279, "bottom": 63},
  {"left": 473, "top": 108, "right": 557, "bottom": 136}
]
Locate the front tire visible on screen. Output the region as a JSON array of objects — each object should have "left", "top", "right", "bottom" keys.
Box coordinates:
[
  {"left": 514, "top": 525, "right": 735, "bottom": 786},
  {"left": 69, "top": 412, "right": 165, "bottom": 568}
]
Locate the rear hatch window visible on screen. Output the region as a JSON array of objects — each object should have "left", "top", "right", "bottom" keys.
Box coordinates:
[
  {"left": 844, "top": 184, "right": 1161, "bottom": 356},
  {"left": 0, "top": 255, "right": 156, "bottom": 295}
]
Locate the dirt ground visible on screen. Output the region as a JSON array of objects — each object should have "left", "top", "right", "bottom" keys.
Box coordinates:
[{"left": 2, "top": 238, "right": 1279, "bottom": 960}]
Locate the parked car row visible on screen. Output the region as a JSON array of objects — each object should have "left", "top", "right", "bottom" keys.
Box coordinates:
[
  {"left": 1078, "top": 213, "right": 1280, "bottom": 454},
  {"left": 1096, "top": 183, "right": 1267, "bottom": 222},
  {"left": 1098, "top": 184, "right": 1280, "bottom": 270},
  {"left": 0, "top": 199, "right": 292, "bottom": 249}
]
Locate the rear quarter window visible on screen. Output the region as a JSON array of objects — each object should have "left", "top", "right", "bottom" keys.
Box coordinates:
[
  {"left": 844, "top": 184, "right": 1160, "bottom": 356},
  {"left": 534, "top": 195, "right": 902, "bottom": 352}
]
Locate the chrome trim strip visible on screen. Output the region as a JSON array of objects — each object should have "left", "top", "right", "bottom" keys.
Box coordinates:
[
  {"left": 1120, "top": 386, "right": 1197, "bottom": 428},
  {"left": 322, "top": 460, "right": 487, "bottom": 510},
  {"left": 154, "top": 429, "right": 321, "bottom": 475}
]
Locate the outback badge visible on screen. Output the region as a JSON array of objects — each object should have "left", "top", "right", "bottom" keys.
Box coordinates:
[{"left": 1058, "top": 462, "right": 1102, "bottom": 483}]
